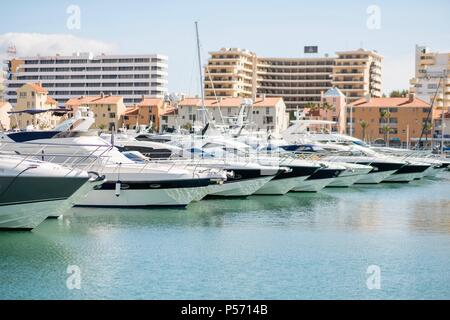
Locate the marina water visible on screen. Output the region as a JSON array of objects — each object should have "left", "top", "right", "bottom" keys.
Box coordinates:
[{"left": 1, "top": 173, "right": 450, "bottom": 299}]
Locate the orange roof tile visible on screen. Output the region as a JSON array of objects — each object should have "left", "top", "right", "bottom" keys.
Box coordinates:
[
  {"left": 178, "top": 98, "right": 203, "bottom": 107},
  {"left": 65, "top": 95, "right": 123, "bottom": 106},
  {"left": 161, "top": 108, "right": 177, "bottom": 116},
  {"left": 178, "top": 97, "right": 282, "bottom": 108},
  {"left": 252, "top": 97, "right": 282, "bottom": 107},
  {"left": 46, "top": 96, "right": 58, "bottom": 105},
  {"left": 26, "top": 83, "right": 48, "bottom": 94},
  {"left": 137, "top": 98, "right": 163, "bottom": 107},
  {"left": 351, "top": 97, "right": 430, "bottom": 108},
  {"left": 0, "top": 101, "right": 10, "bottom": 108},
  {"left": 124, "top": 107, "right": 139, "bottom": 115}
]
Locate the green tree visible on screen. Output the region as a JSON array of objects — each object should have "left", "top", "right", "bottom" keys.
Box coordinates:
[
  {"left": 423, "top": 122, "right": 433, "bottom": 145},
  {"left": 305, "top": 102, "right": 318, "bottom": 111},
  {"left": 389, "top": 90, "right": 409, "bottom": 98},
  {"left": 359, "top": 120, "right": 369, "bottom": 142},
  {"left": 322, "top": 102, "right": 333, "bottom": 111},
  {"left": 181, "top": 123, "right": 192, "bottom": 131},
  {"left": 381, "top": 124, "right": 391, "bottom": 146},
  {"left": 380, "top": 109, "right": 391, "bottom": 146}
]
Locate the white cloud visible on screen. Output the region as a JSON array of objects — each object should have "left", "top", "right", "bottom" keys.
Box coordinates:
[{"left": 0, "top": 32, "right": 117, "bottom": 58}]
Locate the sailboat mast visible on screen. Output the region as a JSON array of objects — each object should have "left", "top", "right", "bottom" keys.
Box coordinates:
[{"left": 195, "top": 21, "right": 206, "bottom": 125}]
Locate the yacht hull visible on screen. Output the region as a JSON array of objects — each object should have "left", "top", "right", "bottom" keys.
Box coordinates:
[
  {"left": 207, "top": 176, "right": 273, "bottom": 197},
  {"left": 75, "top": 187, "right": 203, "bottom": 207},
  {"left": 382, "top": 172, "right": 422, "bottom": 183},
  {"left": 254, "top": 176, "right": 308, "bottom": 195},
  {"left": 291, "top": 178, "right": 335, "bottom": 192},
  {"left": 0, "top": 200, "right": 66, "bottom": 230},
  {"left": 327, "top": 174, "right": 366, "bottom": 187},
  {"left": 355, "top": 170, "right": 397, "bottom": 184},
  {"left": 383, "top": 164, "right": 430, "bottom": 183}
]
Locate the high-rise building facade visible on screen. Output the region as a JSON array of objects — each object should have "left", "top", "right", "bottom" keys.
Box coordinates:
[
  {"left": 204, "top": 48, "right": 257, "bottom": 98},
  {"left": 410, "top": 45, "right": 450, "bottom": 109},
  {"left": 204, "top": 48, "right": 383, "bottom": 111},
  {"left": 333, "top": 49, "right": 383, "bottom": 103},
  {"left": 257, "top": 56, "right": 335, "bottom": 110},
  {"left": 4, "top": 52, "right": 168, "bottom": 107}
]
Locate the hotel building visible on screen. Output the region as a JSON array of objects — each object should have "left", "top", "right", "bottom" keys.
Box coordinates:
[
  {"left": 4, "top": 52, "right": 168, "bottom": 107},
  {"left": 333, "top": 49, "right": 383, "bottom": 103},
  {"left": 204, "top": 48, "right": 382, "bottom": 112}
]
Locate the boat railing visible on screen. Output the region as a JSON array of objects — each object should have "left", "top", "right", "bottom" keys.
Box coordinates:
[{"left": 0, "top": 140, "right": 114, "bottom": 173}]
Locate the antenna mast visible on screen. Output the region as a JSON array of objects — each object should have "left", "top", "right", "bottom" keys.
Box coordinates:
[{"left": 195, "top": 21, "right": 207, "bottom": 126}]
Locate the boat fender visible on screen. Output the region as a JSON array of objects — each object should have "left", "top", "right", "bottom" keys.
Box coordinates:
[
  {"left": 87, "top": 171, "right": 106, "bottom": 183},
  {"left": 115, "top": 181, "right": 121, "bottom": 197}
]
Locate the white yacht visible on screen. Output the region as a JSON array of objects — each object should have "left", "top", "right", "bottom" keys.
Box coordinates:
[
  {"left": 0, "top": 111, "right": 227, "bottom": 207},
  {"left": 0, "top": 155, "right": 93, "bottom": 230},
  {"left": 189, "top": 138, "right": 343, "bottom": 193}
]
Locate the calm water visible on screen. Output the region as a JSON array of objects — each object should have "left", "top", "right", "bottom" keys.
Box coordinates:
[{"left": 1, "top": 173, "right": 450, "bottom": 300}]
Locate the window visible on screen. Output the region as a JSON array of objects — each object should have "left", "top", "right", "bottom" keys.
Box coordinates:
[
  {"left": 264, "top": 116, "right": 273, "bottom": 124},
  {"left": 109, "top": 113, "right": 116, "bottom": 118}
]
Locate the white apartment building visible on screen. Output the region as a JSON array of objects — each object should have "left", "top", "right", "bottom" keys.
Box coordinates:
[
  {"left": 4, "top": 52, "right": 168, "bottom": 107},
  {"left": 410, "top": 45, "right": 450, "bottom": 109}
]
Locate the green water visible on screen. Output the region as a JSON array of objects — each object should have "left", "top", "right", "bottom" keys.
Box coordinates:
[{"left": 1, "top": 173, "right": 450, "bottom": 299}]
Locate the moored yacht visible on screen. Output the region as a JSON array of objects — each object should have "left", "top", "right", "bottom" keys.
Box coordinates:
[
  {"left": 0, "top": 155, "right": 92, "bottom": 230},
  {"left": 0, "top": 111, "right": 227, "bottom": 207}
]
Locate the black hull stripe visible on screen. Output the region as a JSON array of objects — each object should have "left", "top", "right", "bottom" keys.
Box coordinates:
[
  {"left": 273, "top": 166, "right": 318, "bottom": 180},
  {"left": 357, "top": 162, "right": 404, "bottom": 173},
  {"left": 226, "top": 169, "right": 277, "bottom": 182},
  {"left": 394, "top": 165, "right": 429, "bottom": 174},
  {"left": 73, "top": 204, "right": 188, "bottom": 209},
  {"left": 0, "top": 176, "right": 87, "bottom": 205},
  {"left": 97, "top": 178, "right": 213, "bottom": 190},
  {"left": 306, "top": 168, "right": 343, "bottom": 180},
  {"left": 0, "top": 227, "right": 34, "bottom": 231}
]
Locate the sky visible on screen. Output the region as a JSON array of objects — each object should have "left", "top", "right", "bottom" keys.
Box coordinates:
[{"left": 1, "top": 0, "right": 449, "bottom": 96}]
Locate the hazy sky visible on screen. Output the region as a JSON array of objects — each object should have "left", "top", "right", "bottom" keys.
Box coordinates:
[{"left": 1, "top": 0, "right": 449, "bottom": 95}]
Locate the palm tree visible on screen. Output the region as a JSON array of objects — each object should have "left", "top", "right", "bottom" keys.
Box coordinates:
[
  {"left": 305, "top": 102, "right": 318, "bottom": 111},
  {"left": 359, "top": 120, "right": 369, "bottom": 142},
  {"left": 380, "top": 109, "right": 391, "bottom": 146},
  {"left": 381, "top": 124, "right": 391, "bottom": 146},
  {"left": 423, "top": 122, "right": 433, "bottom": 146}
]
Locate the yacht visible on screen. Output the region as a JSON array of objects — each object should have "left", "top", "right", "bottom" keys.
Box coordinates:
[
  {"left": 0, "top": 110, "right": 227, "bottom": 207},
  {"left": 188, "top": 138, "right": 343, "bottom": 193},
  {"left": 0, "top": 155, "right": 93, "bottom": 230}
]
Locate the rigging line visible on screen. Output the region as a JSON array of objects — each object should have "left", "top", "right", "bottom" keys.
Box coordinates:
[
  {"left": 416, "top": 76, "right": 443, "bottom": 149},
  {"left": 204, "top": 65, "right": 224, "bottom": 124}
]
